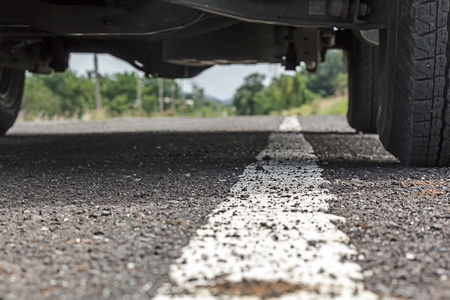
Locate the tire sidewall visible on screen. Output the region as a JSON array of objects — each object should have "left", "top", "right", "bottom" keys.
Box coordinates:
[
  {"left": 0, "top": 68, "right": 25, "bottom": 133},
  {"left": 377, "top": 0, "right": 408, "bottom": 158}
]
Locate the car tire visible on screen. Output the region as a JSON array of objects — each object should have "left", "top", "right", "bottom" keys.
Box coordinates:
[
  {"left": 377, "top": 0, "right": 450, "bottom": 166},
  {"left": 347, "top": 37, "right": 380, "bottom": 134},
  {"left": 0, "top": 67, "right": 25, "bottom": 135}
]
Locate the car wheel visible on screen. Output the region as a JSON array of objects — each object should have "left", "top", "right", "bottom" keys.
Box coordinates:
[
  {"left": 347, "top": 36, "right": 380, "bottom": 133},
  {"left": 377, "top": 0, "right": 450, "bottom": 166},
  {"left": 0, "top": 67, "right": 25, "bottom": 135}
]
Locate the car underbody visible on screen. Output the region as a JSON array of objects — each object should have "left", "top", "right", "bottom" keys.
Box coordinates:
[{"left": 0, "top": 0, "right": 386, "bottom": 77}]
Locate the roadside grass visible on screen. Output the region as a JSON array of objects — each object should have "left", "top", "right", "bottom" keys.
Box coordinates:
[
  {"left": 280, "top": 96, "right": 348, "bottom": 116},
  {"left": 317, "top": 97, "right": 348, "bottom": 115},
  {"left": 18, "top": 97, "right": 348, "bottom": 122},
  {"left": 18, "top": 106, "right": 232, "bottom": 122}
]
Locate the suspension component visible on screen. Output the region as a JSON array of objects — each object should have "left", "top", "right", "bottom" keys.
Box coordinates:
[{"left": 329, "top": 0, "right": 370, "bottom": 20}]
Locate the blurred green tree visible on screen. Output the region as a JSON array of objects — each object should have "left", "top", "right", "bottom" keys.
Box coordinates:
[
  {"left": 302, "top": 50, "right": 347, "bottom": 96},
  {"left": 233, "top": 73, "right": 266, "bottom": 115}
]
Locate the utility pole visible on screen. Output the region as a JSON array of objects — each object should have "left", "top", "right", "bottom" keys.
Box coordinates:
[
  {"left": 158, "top": 78, "right": 164, "bottom": 114},
  {"left": 170, "top": 82, "right": 176, "bottom": 112},
  {"left": 94, "top": 53, "right": 102, "bottom": 111},
  {"left": 136, "top": 74, "right": 142, "bottom": 114}
]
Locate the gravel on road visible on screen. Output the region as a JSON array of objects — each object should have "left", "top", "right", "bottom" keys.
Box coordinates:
[
  {"left": 303, "top": 116, "right": 450, "bottom": 300},
  {"left": 1, "top": 117, "right": 279, "bottom": 299},
  {"left": 1, "top": 115, "right": 449, "bottom": 300}
]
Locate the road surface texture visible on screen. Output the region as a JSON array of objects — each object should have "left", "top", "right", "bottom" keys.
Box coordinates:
[{"left": 0, "top": 115, "right": 447, "bottom": 299}]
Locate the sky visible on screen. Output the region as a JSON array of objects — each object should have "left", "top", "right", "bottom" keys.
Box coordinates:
[{"left": 69, "top": 53, "right": 292, "bottom": 101}]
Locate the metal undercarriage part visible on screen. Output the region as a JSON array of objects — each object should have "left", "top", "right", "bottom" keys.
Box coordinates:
[{"left": 0, "top": 0, "right": 387, "bottom": 78}]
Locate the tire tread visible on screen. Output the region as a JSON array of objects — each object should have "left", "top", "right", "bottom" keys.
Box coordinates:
[{"left": 383, "top": 0, "right": 450, "bottom": 166}]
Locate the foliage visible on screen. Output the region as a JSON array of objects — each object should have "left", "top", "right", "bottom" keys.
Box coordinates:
[
  {"left": 22, "top": 71, "right": 95, "bottom": 117},
  {"left": 334, "top": 73, "right": 348, "bottom": 96},
  {"left": 233, "top": 73, "right": 266, "bottom": 115},
  {"left": 232, "top": 49, "right": 348, "bottom": 115},
  {"left": 22, "top": 75, "right": 61, "bottom": 117},
  {"left": 21, "top": 49, "right": 348, "bottom": 120},
  {"left": 101, "top": 72, "right": 136, "bottom": 114},
  {"left": 232, "top": 71, "right": 319, "bottom": 116},
  {"left": 302, "top": 50, "right": 347, "bottom": 97},
  {"left": 21, "top": 70, "right": 215, "bottom": 119}
]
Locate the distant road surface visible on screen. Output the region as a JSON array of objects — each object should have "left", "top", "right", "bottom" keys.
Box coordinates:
[{"left": 0, "top": 116, "right": 448, "bottom": 299}]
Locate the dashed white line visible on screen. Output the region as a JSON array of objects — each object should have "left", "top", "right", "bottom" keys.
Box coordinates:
[{"left": 154, "top": 116, "right": 377, "bottom": 300}]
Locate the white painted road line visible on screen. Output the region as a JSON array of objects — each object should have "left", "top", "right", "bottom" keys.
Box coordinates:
[{"left": 154, "top": 116, "right": 378, "bottom": 299}]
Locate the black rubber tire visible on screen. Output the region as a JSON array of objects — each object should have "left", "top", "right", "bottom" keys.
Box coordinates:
[
  {"left": 377, "top": 0, "right": 450, "bottom": 167},
  {"left": 0, "top": 68, "right": 25, "bottom": 135},
  {"left": 347, "top": 37, "right": 380, "bottom": 133}
]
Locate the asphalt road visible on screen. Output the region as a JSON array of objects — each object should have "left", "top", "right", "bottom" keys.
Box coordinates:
[{"left": 0, "top": 115, "right": 449, "bottom": 300}]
